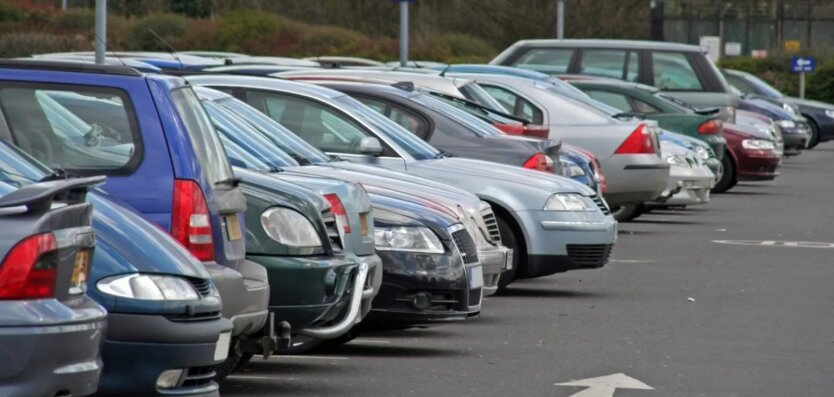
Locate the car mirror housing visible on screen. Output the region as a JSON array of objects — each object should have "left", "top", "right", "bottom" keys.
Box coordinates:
[{"left": 359, "top": 137, "right": 384, "bottom": 156}]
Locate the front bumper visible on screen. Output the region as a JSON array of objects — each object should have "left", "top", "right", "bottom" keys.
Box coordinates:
[
  {"left": 702, "top": 135, "right": 727, "bottom": 161},
  {"left": 478, "top": 243, "right": 512, "bottom": 296},
  {"left": 0, "top": 298, "right": 106, "bottom": 397},
  {"left": 98, "top": 313, "right": 233, "bottom": 396},
  {"left": 203, "top": 260, "right": 270, "bottom": 338},
  {"left": 734, "top": 148, "right": 781, "bottom": 181},
  {"left": 516, "top": 209, "right": 617, "bottom": 278},
  {"left": 781, "top": 128, "right": 808, "bottom": 155},
  {"left": 362, "top": 249, "right": 480, "bottom": 330}
]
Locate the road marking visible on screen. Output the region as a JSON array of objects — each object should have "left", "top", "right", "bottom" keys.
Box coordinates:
[
  {"left": 556, "top": 373, "right": 653, "bottom": 397},
  {"left": 351, "top": 338, "right": 391, "bottom": 344},
  {"left": 610, "top": 259, "right": 655, "bottom": 263},
  {"left": 227, "top": 375, "right": 299, "bottom": 381},
  {"left": 713, "top": 240, "right": 834, "bottom": 249},
  {"left": 267, "top": 355, "right": 349, "bottom": 361}
]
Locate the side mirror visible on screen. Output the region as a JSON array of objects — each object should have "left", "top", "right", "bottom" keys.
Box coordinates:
[{"left": 359, "top": 137, "right": 383, "bottom": 156}]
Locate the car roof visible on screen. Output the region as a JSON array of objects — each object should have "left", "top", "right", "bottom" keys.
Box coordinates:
[
  {"left": 0, "top": 59, "right": 143, "bottom": 76},
  {"left": 508, "top": 39, "right": 703, "bottom": 52},
  {"left": 570, "top": 79, "right": 660, "bottom": 93},
  {"left": 185, "top": 74, "right": 346, "bottom": 100}
]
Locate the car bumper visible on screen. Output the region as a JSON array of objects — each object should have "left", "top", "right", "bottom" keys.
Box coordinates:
[
  {"left": 98, "top": 313, "right": 233, "bottom": 396},
  {"left": 649, "top": 166, "right": 714, "bottom": 206},
  {"left": 702, "top": 135, "right": 727, "bottom": 161},
  {"left": 516, "top": 210, "right": 617, "bottom": 278},
  {"left": 478, "top": 243, "right": 512, "bottom": 296},
  {"left": 203, "top": 261, "right": 269, "bottom": 338},
  {"left": 781, "top": 130, "right": 808, "bottom": 155},
  {"left": 602, "top": 155, "right": 669, "bottom": 206},
  {"left": 734, "top": 149, "right": 781, "bottom": 181},
  {"left": 362, "top": 250, "right": 480, "bottom": 330},
  {"left": 0, "top": 298, "right": 106, "bottom": 397}
]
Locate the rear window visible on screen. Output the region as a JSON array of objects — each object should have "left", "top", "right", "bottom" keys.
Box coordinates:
[
  {"left": 651, "top": 52, "right": 704, "bottom": 91},
  {"left": 580, "top": 49, "right": 628, "bottom": 79},
  {"left": 170, "top": 87, "right": 234, "bottom": 185},
  {"left": 0, "top": 83, "right": 141, "bottom": 175},
  {"left": 510, "top": 48, "right": 575, "bottom": 74}
]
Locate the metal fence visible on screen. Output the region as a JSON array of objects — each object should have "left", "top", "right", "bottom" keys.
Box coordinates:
[{"left": 661, "top": 0, "right": 834, "bottom": 55}]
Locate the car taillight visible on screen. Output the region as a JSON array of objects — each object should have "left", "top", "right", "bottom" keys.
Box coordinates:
[
  {"left": 697, "top": 119, "right": 723, "bottom": 135},
  {"left": 324, "top": 194, "right": 351, "bottom": 234},
  {"left": 615, "top": 123, "right": 655, "bottom": 154},
  {"left": 522, "top": 152, "right": 555, "bottom": 173},
  {"left": 493, "top": 122, "right": 524, "bottom": 135},
  {"left": 171, "top": 179, "right": 215, "bottom": 261},
  {"left": 522, "top": 124, "right": 550, "bottom": 139},
  {"left": 0, "top": 233, "right": 58, "bottom": 299}
]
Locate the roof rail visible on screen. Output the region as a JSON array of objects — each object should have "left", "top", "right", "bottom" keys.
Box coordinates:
[{"left": 0, "top": 59, "right": 142, "bottom": 77}]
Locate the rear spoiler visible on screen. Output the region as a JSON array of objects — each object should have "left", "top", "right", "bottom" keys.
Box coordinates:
[
  {"left": 0, "top": 176, "right": 105, "bottom": 214},
  {"left": 694, "top": 107, "right": 721, "bottom": 115}
]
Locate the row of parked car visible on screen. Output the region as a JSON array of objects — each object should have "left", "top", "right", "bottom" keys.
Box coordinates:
[{"left": 2, "top": 38, "right": 827, "bottom": 397}]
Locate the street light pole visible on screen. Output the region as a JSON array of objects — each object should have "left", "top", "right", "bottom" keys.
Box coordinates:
[
  {"left": 556, "top": 0, "right": 565, "bottom": 39},
  {"left": 94, "top": 0, "right": 106, "bottom": 64},
  {"left": 399, "top": 1, "right": 409, "bottom": 67}
]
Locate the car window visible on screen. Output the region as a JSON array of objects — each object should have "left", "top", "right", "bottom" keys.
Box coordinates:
[
  {"left": 652, "top": 52, "right": 704, "bottom": 91},
  {"left": 244, "top": 90, "right": 376, "bottom": 155},
  {"left": 510, "top": 48, "right": 574, "bottom": 74},
  {"left": 580, "top": 49, "right": 627, "bottom": 79},
  {"left": 457, "top": 82, "right": 507, "bottom": 111},
  {"left": 631, "top": 97, "right": 662, "bottom": 114},
  {"left": 480, "top": 84, "right": 544, "bottom": 124},
  {"left": 626, "top": 51, "right": 640, "bottom": 82},
  {"left": 170, "top": 87, "right": 235, "bottom": 185},
  {"left": 585, "top": 90, "right": 632, "bottom": 112},
  {"left": 724, "top": 73, "right": 756, "bottom": 94},
  {"left": 411, "top": 92, "right": 502, "bottom": 137},
  {"left": 0, "top": 84, "right": 140, "bottom": 175},
  {"left": 741, "top": 73, "right": 783, "bottom": 98},
  {"left": 355, "top": 96, "right": 430, "bottom": 139}
]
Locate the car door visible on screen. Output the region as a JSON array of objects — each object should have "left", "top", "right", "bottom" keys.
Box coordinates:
[{"left": 229, "top": 88, "right": 409, "bottom": 170}]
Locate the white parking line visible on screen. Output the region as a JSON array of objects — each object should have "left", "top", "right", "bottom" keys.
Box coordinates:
[
  {"left": 350, "top": 339, "right": 391, "bottom": 344},
  {"left": 267, "top": 355, "right": 349, "bottom": 361},
  {"left": 227, "top": 375, "right": 299, "bottom": 381},
  {"left": 610, "top": 259, "right": 655, "bottom": 263}
]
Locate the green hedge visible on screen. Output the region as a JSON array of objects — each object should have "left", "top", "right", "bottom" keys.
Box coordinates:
[{"left": 719, "top": 55, "right": 834, "bottom": 104}]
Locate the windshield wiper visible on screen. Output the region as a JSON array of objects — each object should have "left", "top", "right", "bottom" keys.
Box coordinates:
[
  {"left": 612, "top": 111, "right": 645, "bottom": 120},
  {"left": 435, "top": 150, "right": 455, "bottom": 159},
  {"left": 328, "top": 154, "right": 344, "bottom": 162},
  {"left": 39, "top": 168, "right": 77, "bottom": 182},
  {"left": 214, "top": 176, "right": 241, "bottom": 187},
  {"left": 287, "top": 153, "right": 312, "bottom": 166}
]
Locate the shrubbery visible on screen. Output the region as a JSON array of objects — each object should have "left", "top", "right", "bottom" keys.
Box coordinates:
[
  {"left": 719, "top": 55, "right": 834, "bottom": 103},
  {"left": 0, "top": 32, "right": 80, "bottom": 57},
  {"left": 805, "top": 62, "right": 834, "bottom": 105},
  {"left": 123, "top": 13, "right": 187, "bottom": 51}
]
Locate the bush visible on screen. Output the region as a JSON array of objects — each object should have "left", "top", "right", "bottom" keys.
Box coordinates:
[
  {"left": 0, "top": 0, "right": 23, "bottom": 22},
  {"left": 218, "top": 11, "right": 302, "bottom": 54},
  {"left": 51, "top": 8, "right": 95, "bottom": 34},
  {"left": 175, "top": 18, "right": 222, "bottom": 51},
  {"left": 0, "top": 32, "right": 80, "bottom": 57},
  {"left": 805, "top": 61, "right": 834, "bottom": 105},
  {"left": 123, "top": 13, "right": 188, "bottom": 51},
  {"left": 720, "top": 55, "right": 799, "bottom": 97},
  {"left": 298, "top": 25, "right": 363, "bottom": 55}
]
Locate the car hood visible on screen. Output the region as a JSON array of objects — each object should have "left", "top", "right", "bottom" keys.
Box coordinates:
[
  {"left": 234, "top": 167, "right": 328, "bottom": 215},
  {"left": 409, "top": 157, "right": 594, "bottom": 196},
  {"left": 784, "top": 96, "right": 834, "bottom": 110},
  {"left": 89, "top": 191, "right": 209, "bottom": 280},
  {"left": 370, "top": 193, "right": 459, "bottom": 239},
  {"left": 277, "top": 169, "right": 372, "bottom": 214},
  {"left": 723, "top": 122, "right": 773, "bottom": 140}
]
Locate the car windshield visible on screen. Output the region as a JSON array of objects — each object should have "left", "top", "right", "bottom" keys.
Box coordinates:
[
  {"left": 333, "top": 95, "right": 441, "bottom": 160},
  {"left": 170, "top": 87, "right": 236, "bottom": 185},
  {"left": 0, "top": 140, "right": 50, "bottom": 186},
  {"left": 743, "top": 73, "right": 784, "bottom": 98},
  {"left": 411, "top": 91, "right": 503, "bottom": 136},
  {"left": 202, "top": 100, "right": 297, "bottom": 170},
  {"left": 216, "top": 97, "right": 332, "bottom": 164},
  {"left": 458, "top": 81, "right": 507, "bottom": 111},
  {"left": 535, "top": 81, "right": 624, "bottom": 116}
]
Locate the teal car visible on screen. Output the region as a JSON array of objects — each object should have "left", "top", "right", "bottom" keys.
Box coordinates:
[{"left": 570, "top": 80, "right": 727, "bottom": 162}]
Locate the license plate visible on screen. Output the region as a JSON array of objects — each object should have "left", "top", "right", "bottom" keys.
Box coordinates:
[
  {"left": 360, "top": 213, "right": 369, "bottom": 236},
  {"left": 225, "top": 215, "right": 242, "bottom": 241},
  {"left": 69, "top": 250, "right": 90, "bottom": 295},
  {"left": 213, "top": 332, "right": 231, "bottom": 361},
  {"left": 467, "top": 265, "right": 484, "bottom": 289}
]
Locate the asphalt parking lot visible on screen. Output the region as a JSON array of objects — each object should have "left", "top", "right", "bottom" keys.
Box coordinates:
[{"left": 223, "top": 144, "right": 834, "bottom": 397}]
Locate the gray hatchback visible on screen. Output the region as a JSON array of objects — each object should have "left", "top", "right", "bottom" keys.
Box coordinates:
[{"left": 0, "top": 177, "right": 107, "bottom": 397}]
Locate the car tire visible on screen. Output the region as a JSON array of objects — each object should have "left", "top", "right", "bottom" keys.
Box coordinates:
[
  {"left": 611, "top": 204, "right": 643, "bottom": 222},
  {"left": 712, "top": 154, "right": 736, "bottom": 193},
  {"left": 806, "top": 117, "right": 820, "bottom": 149},
  {"left": 214, "top": 338, "right": 250, "bottom": 381},
  {"left": 496, "top": 216, "right": 520, "bottom": 292}
]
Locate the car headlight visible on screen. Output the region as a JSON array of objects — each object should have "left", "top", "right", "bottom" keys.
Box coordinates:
[
  {"left": 261, "top": 207, "right": 322, "bottom": 247},
  {"left": 665, "top": 155, "right": 689, "bottom": 167},
  {"left": 825, "top": 109, "right": 834, "bottom": 119},
  {"left": 374, "top": 226, "right": 444, "bottom": 253},
  {"left": 543, "top": 193, "right": 595, "bottom": 211},
  {"left": 694, "top": 146, "right": 710, "bottom": 160},
  {"left": 97, "top": 274, "right": 200, "bottom": 301},
  {"left": 774, "top": 119, "right": 796, "bottom": 129},
  {"left": 782, "top": 103, "right": 799, "bottom": 116},
  {"left": 741, "top": 139, "right": 776, "bottom": 150},
  {"left": 560, "top": 159, "right": 586, "bottom": 178}
]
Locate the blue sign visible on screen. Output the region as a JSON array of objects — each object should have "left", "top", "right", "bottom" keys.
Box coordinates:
[{"left": 790, "top": 56, "right": 816, "bottom": 73}]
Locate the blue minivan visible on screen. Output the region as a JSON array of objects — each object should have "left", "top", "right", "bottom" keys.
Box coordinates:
[{"left": 0, "top": 60, "right": 269, "bottom": 384}]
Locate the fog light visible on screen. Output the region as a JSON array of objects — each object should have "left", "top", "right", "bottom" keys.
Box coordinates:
[
  {"left": 156, "top": 369, "right": 184, "bottom": 389},
  {"left": 411, "top": 292, "right": 432, "bottom": 310}
]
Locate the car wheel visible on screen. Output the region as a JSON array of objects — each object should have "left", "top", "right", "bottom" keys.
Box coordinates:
[
  {"left": 496, "top": 216, "right": 520, "bottom": 292},
  {"left": 712, "top": 154, "right": 736, "bottom": 193},
  {"left": 806, "top": 117, "right": 821, "bottom": 149},
  {"left": 214, "top": 338, "right": 252, "bottom": 381},
  {"left": 611, "top": 204, "right": 643, "bottom": 222}
]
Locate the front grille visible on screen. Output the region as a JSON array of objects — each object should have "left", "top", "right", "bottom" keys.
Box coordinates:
[
  {"left": 189, "top": 278, "right": 212, "bottom": 297},
  {"left": 394, "top": 291, "right": 459, "bottom": 311},
  {"left": 322, "top": 211, "right": 343, "bottom": 253},
  {"left": 451, "top": 229, "right": 479, "bottom": 264},
  {"left": 181, "top": 366, "right": 216, "bottom": 388},
  {"left": 480, "top": 207, "right": 502, "bottom": 244},
  {"left": 566, "top": 244, "right": 613, "bottom": 267},
  {"left": 166, "top": 311, "right": 222, "bottom": 322},
  {"left": 590, "top": 194, "right": 611, "bottom": 216}
]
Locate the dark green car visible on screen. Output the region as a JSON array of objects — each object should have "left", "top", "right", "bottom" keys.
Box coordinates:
[{"left": 570, "top": 80, "right": 727, "bottom": 161}]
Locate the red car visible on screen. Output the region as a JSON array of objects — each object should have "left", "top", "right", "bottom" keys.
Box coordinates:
[{"left": 714, "top": 115, "right": 781, "bottom": 193}]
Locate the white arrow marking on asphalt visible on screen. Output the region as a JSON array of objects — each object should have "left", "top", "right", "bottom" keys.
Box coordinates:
[{"left": 556, "top": 373, "right": 653, "bottom": 397}]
